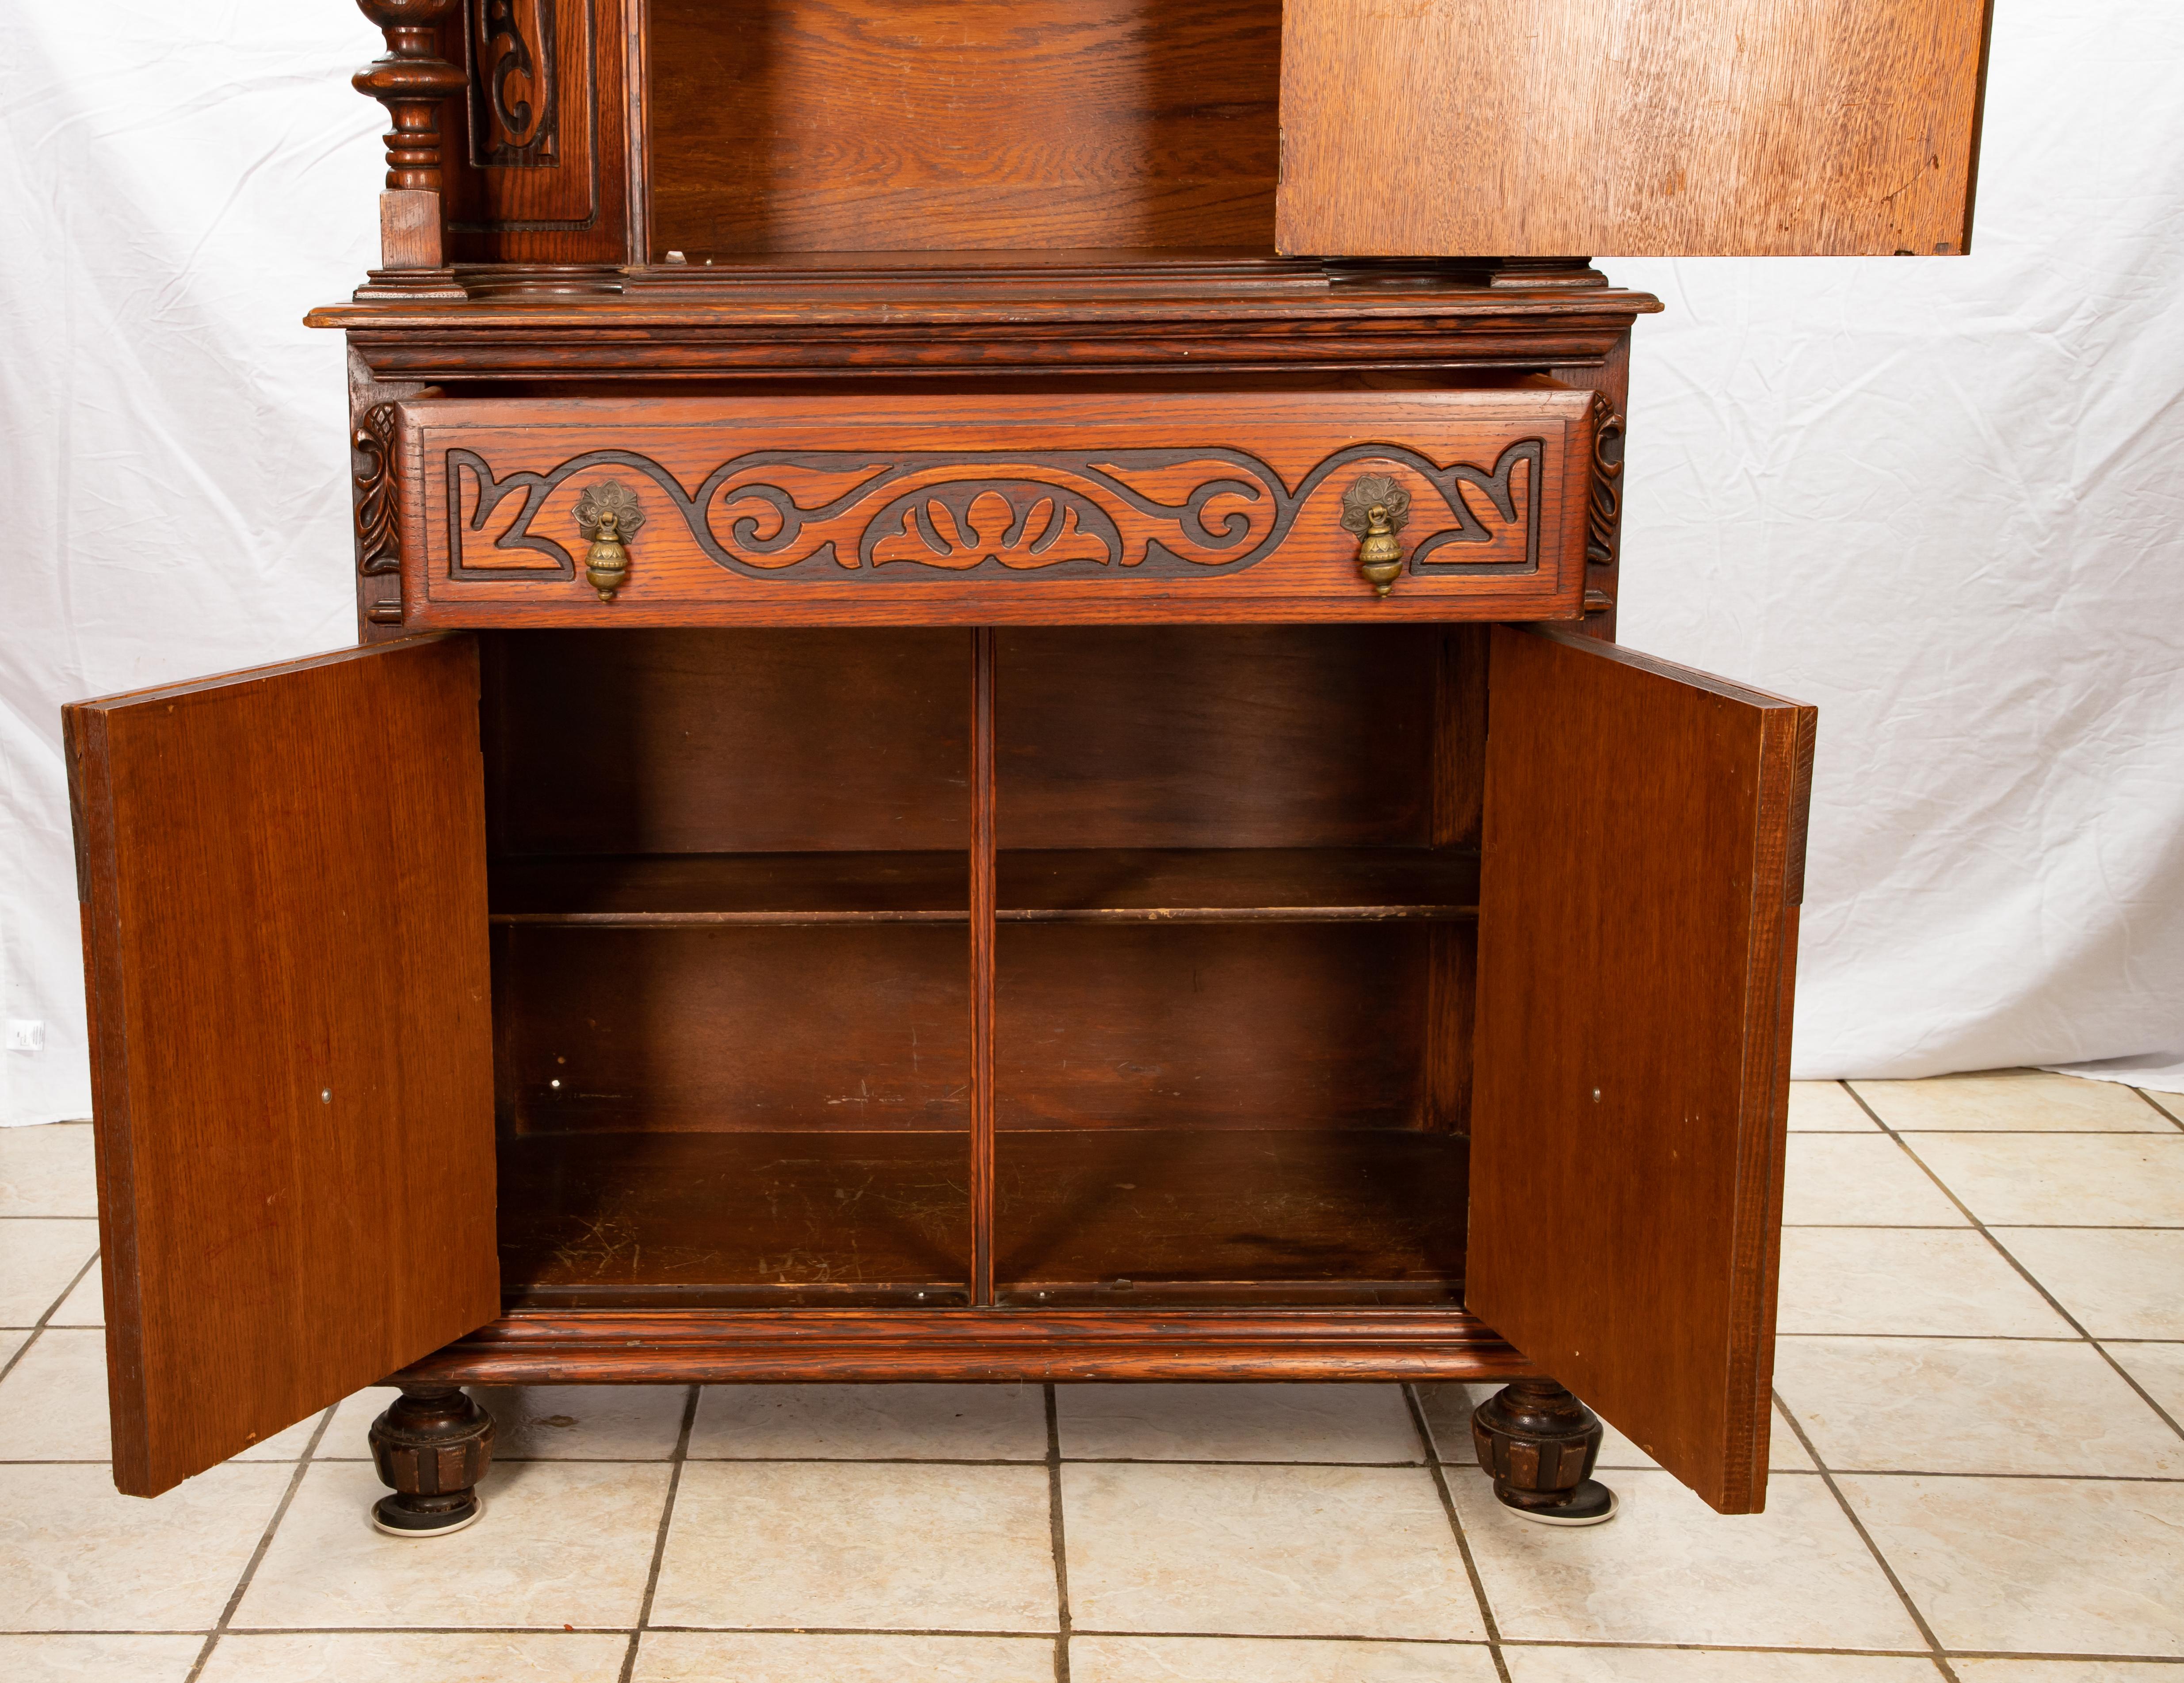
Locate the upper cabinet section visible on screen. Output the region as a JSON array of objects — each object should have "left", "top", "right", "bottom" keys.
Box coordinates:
[
  {"left": 646, "top": 0, "right": 1281, "bottom": 257},
  {"left": 1276, "top": 0, "right": 1995, "bottom": 258}
]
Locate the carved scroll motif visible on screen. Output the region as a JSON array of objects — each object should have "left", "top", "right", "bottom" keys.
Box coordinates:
[
  {"left": 355, "top": 404, "right": 402, "bottom": 577},
  {"left": 444, "top": 442, "right": 1546, "bottom": 584},
  {"left": 470, "top": 0, "right": 557, "bottom": 167},
  {"left": 1586, "top": 389, "right": 1625, "bottom": 571}
]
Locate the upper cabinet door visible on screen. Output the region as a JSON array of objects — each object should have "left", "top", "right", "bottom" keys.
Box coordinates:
[
  {"left": 65, "top": 637, "right": 497, "bottom": 1497},
  {"left": 1466, "top": 626, "right": 1814, "bottom": 1515},
  {"left": 1277, "top": 0, "right": 1994, "bottom": 257}
]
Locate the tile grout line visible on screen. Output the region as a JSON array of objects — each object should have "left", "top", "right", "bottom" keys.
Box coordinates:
[
  {"left": 0, "top": 1249, "right": 99, "bottom": 1390},
  {"left": 617, "top": 1383, "right": 701, "bottom": 1683},
  {"left": 1844, "top": 1084, "right": 2184, "bottom": 1447},
  {"left": 1771, "top": 1374, "right": 1961, "bottom": 1683},
  {"left": 181, "top": 1401, "right": 340, "bottom": 1683},
  {"left": 1043, "top": 1384, "right": 1073, "bottom": 1683},
  {"left": 1402, "top": 1383, "right": 1513, "bottom": 1683},
  {"left": 2131, "top": 1085, "right": 2184, "bottom": 1133}
]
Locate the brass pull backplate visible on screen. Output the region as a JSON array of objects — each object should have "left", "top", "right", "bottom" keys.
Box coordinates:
[
  {"left": 1340, "top": 473, "right": 1411, "bottom": 598},
  {"left": 574, "top": 479, "right": 645, "bottom": 601}
]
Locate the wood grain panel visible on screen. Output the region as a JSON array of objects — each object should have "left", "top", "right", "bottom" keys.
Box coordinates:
[
  {"left": 65, "top": 637, "right": 496, "bottom": 1497},
  {"left": 496, "top": 924, "right": 969, "bottom": 1134},
  {"left": 483, "top": 628, "right": 967, "bottom": 853},
  {"left": 1467, "top": 626, "right": 1814, "bottom": 1515},
  {"left": 401, "top": 388, "right": 1596, "bottom": 627},
  {"left": 995, "top": 922, "right": 1429, "bottom": 1131},
  {"left": 1278, "top": 0, "right": 1993, "bottom": 257},
  {"left": 647, "top": 0, "right": 1279, "bottom": 254},
  {"left": 998, "top": 626, "right": 1436, "bottom": 849}
]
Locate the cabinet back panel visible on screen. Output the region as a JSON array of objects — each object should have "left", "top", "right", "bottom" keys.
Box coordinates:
[
  {"left": 484, "top": 628, "right": 967, "bottom": 853},
  {"left": 646, "top": 0, "right": 1280, "bottom": 255},
  {"left": 996, "top": 923, "right": 1428, "bottom": 1131},
  {"left": 497, "top": 925, "right": 969, "bottom": 1133},
  {"left": 997, "top": 626, "right": 1436, "bottom": 850}
]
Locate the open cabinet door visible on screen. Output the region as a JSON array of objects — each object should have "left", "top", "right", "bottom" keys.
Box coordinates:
[
  {"left": 65, "top": 636, "right": 496, "bottom": 1497},
  {"left": 1468, "top": 626, "right": 1814, "bottom": 1514},
  {"left": 1277, "top": 0, "right": 1994, "bottom": 257}
]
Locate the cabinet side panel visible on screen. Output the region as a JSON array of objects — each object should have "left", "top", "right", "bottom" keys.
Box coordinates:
[
  {"left": 67, "top": 637, "right": 497, "bottom": 1496},
  {"left": 1467, "top": 625, "right": 1811, "bottom": 1513},
  {"left": 1277, "top": 0, "right": 1991, "bottom": 257}
]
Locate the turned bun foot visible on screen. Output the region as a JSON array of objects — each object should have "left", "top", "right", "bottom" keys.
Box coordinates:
[
  {"left": 1471, "top": 1377, "right": 1618, "bottom": 1527},
  {"left": 368, "top": 1383, "right": 494, "bottom": 1538}
]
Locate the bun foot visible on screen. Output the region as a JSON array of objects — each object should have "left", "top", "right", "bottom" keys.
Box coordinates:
[
  {"left": 1471, "top": 1376, "right": 1618, "bottom": 1527},
  {"left": 367, "top": 1383, "right": 494, "bottom": 1539}
]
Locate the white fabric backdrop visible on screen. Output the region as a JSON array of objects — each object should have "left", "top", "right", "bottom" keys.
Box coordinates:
[{"left": 3, "top": 2, "right": 2180, "bottom": 1125}]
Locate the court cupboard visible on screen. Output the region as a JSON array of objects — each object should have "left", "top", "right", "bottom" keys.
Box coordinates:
[{"left": 65, "top": 0, "right": 1991, "bottom": 1534}]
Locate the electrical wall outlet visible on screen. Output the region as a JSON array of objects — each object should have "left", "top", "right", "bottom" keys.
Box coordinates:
[{"left": 5, "top": 1020, "right": 45, "bottom": 1052}]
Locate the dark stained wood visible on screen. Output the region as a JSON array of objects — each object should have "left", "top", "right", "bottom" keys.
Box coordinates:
[
  {"left": 1549, "top": 333, "right": 1634, "bottom": 641},
  {"left": 493, "top": 1126, "right": 1463, "bottom": 1307},
  {"left": 65, "top": 637, "right": 497, "bottom": 1497},
  {"left": 482, "top": 628, "right": 967, "bottom": 854},
  {"left": 395, "top": 388, "right": 1598, "bottom": 627},
  {"left": 399, "top": 1305, "right": 1530, "bottom": 1385},
  {"left": 497, "top": 1130, "right": 970, "bottom": 1300},
  {"left": 1277, "top": 0, "right": 1995, "bottom": 257},
  {"left": 1467, "top": 625, "right": 1815, "bottom": 1515},
  {"left": 969, "top": 628, "right": 998, "bottom": 1305},
  {"left": 996, "top": 922, "right": 1429, "bottom": 1132},
  {"left": 495, "top": 924, "right": 969, "bottom": 1134},
  {"left": 440, "top": 0, "right": 637, "bottom": 268},
  {"left": 996, "top": 1128, "right": 1467, "bottom": 1295},
  {"left": 367, "top": 1385, "right": 494, "bottom": 1534},
  {"left": 646, "top": 0, "right": 1279, "bottom": 256},
  {"left": 488, "top": 847, "right": 1479, "bottom": 924},
  {"left": 1425, "top": 624, "right": 1490, "bottom": 1133},
  {"left": 322, "top": 286, "right": 1657, "bottom": 391},
  {"left": 999, "top": 626, "right": 1436, "bottom": 849}
]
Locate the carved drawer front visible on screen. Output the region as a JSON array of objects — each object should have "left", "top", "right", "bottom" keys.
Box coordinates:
[{"left": 393, "top": 388, "right": 1599, "bottom": 626}]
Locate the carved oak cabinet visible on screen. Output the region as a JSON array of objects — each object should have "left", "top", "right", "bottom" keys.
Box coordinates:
[{"left": 67, "top": 0, "right": 1991, "bottom": 1534}]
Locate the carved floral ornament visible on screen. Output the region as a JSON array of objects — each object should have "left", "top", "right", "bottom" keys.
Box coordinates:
[{"left": 446, "top": 442, "right": 1549, "bottom": 586}]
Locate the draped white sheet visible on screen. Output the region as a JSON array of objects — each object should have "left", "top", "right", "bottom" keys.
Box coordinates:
[{"left": 3, "top": 2, "right": 2180, "bottom": 1123}]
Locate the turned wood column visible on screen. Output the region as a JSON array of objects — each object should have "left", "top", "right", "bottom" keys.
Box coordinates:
[
  {"left": 368, "top": 1384, "right": 495, "bottom": 1537},
  {"left": 1470, "top": 1378, "right": 1618, "bottom": 1525},
  {"left": 354, "top": 0, "right": 468, "bottom": 295}
]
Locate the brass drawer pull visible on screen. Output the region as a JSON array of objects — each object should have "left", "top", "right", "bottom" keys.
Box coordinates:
[
  {"left": 574, "top": 480, "right": 645, "bottom": 601},
  {"left": 1341, "top": 474, "right": 1411, "bottom": 598}
]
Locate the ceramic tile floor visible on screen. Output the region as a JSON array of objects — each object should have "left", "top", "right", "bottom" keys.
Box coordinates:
[{"left": 1, "top": 1069, "right": 2180, "bottom": 1682}]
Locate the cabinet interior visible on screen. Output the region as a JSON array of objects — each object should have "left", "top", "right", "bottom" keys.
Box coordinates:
[
  {"left": 644, "top": 0, "right": 1283, "bottom": 261},
  {"left": 481, "top": 625, "right": 1478, "bottom": 1311}
]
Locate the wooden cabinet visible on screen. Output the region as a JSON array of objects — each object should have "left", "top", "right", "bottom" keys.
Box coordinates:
[{"left": 69, "top": 0, "right": 1986, "bottom": 1534}]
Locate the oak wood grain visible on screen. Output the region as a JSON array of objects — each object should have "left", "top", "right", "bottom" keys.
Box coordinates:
[
  {"left": 1278, "top": 0, "right": 1993, "bottom": 257},
  {"left": 1466, "top": 625, "right": 1814, "bottom": 1515},
  {"left": 647, "top": 0, "right": 1279, "bottom": 255},
  {"left": 398, "top": 388, "right": 1596, "bottom": 627},
  {"left": 66, "top": 636, "right": 497, "bottom": 1497}
]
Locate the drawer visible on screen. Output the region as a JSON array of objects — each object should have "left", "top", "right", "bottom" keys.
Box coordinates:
[{"left": 392, "top": 386, "right": 1600, "bottom": 626}]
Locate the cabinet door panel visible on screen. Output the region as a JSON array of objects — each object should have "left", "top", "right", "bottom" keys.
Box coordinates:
[
  {"left": 65, "top": 636, "right": 496, "bottom": 1497},
  {"left": 1277, "top": 0, "right": 1992, "bottom": 258},
  {"left": 1468, "top": 625, "right": 1814, "bottom": 1513}
]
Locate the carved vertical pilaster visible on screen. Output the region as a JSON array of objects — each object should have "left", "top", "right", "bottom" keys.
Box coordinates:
[
  {"left": 349, "top": 347, "right": 432, "bottom": 641},
  {"left": 354, "top": 0, "right": 469, "bottom": 298}
]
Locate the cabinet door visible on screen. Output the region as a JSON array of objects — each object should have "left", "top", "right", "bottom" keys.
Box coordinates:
[
  {"left": 1467, "top": 625, "right": 1814, "bottom": 1514},
  {"left": 1277, "top": 0, "right": 1993, "bottom": 258},
  {"left": 65, "top": 636, "right": 496, "bottom": 1497}
]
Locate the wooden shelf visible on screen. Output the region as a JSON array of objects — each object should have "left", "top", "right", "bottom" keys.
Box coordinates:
[
  {"left": 489, "top": 848, "right": 1479, "bottom": 927},
  {"left": 497, "top": 1126, "right": 1466, "bottom": 1310}
]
